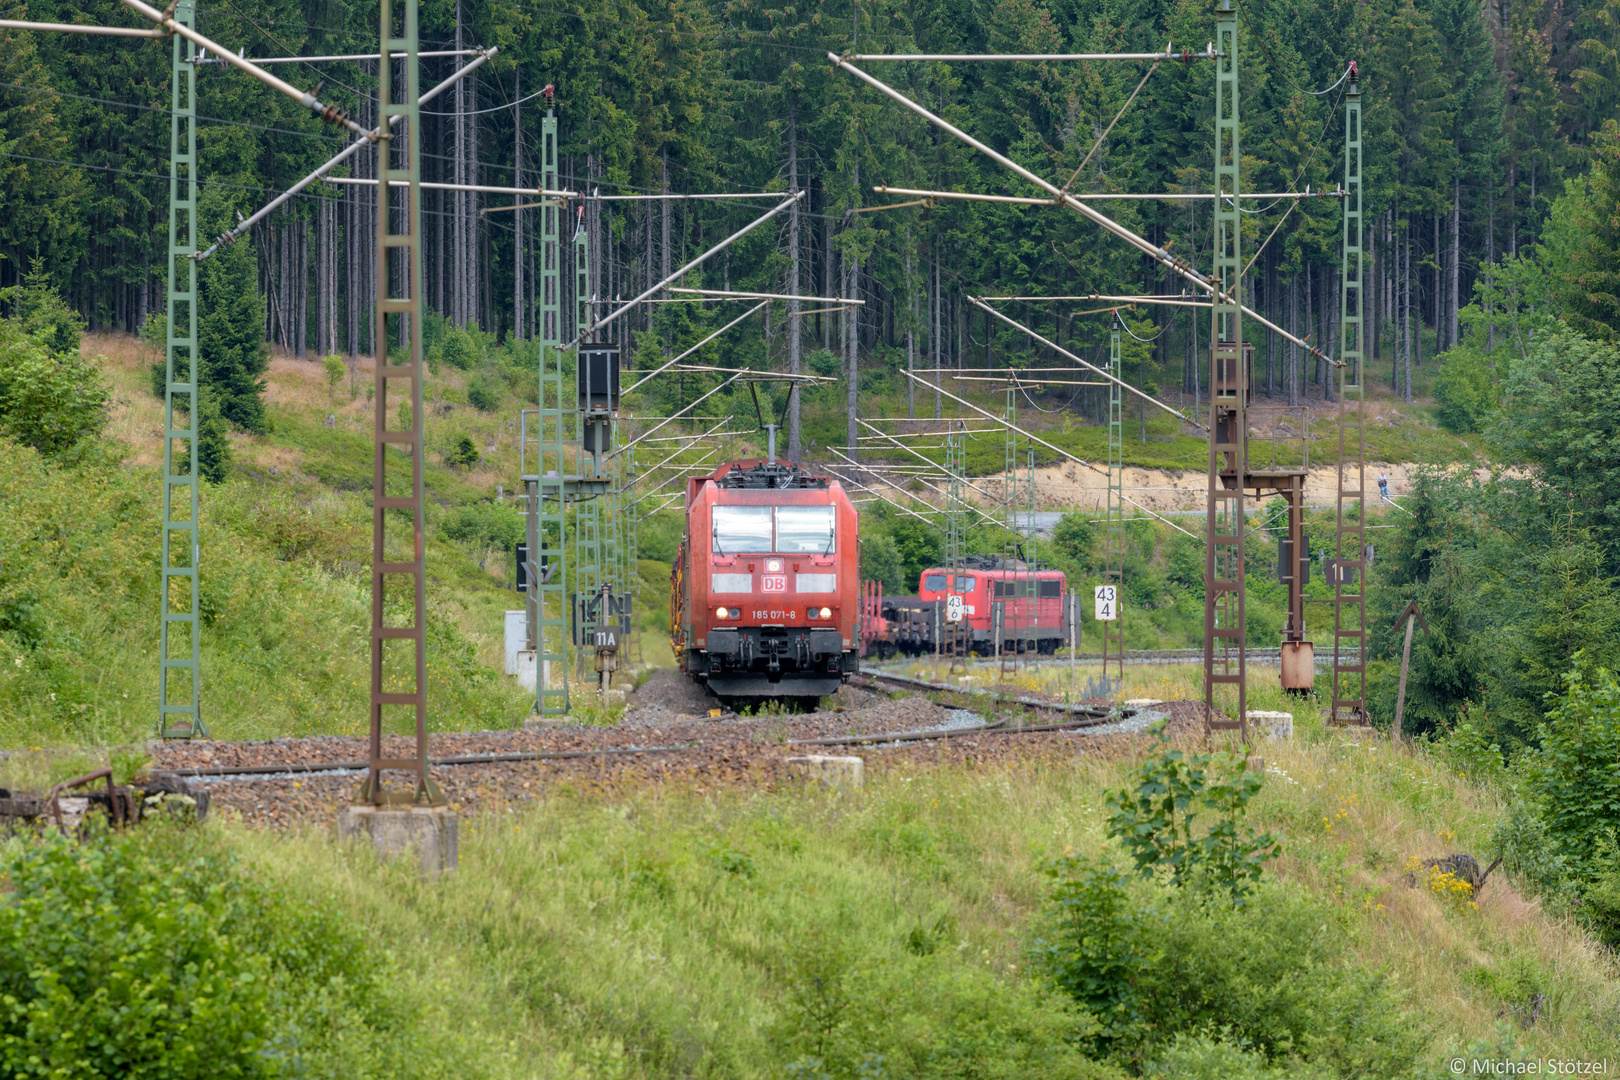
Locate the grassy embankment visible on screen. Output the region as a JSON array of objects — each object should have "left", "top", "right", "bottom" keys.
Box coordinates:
[
  {"left": 208, "top": 725, "right": 1617, "bottom": 1077},
  {"left": 0, "top": 334, "right": 691, "bottom": 746}
]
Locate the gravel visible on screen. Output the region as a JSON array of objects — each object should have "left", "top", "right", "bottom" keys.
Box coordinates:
[{"left": 141, "top": 678, "right": 1229, "bottom": 829}]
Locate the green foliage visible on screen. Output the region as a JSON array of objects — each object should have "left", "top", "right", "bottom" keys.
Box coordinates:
[
  {"left": 1493, "top": 329, "right": 1620, "bottom": 569},
  {"left": 441, "top": 501, "right": 525, "bottom": 551},
  {"left": 1104, "top": 741, "right": 1281, "bottom": 901},
  {"left": 0, "top": 309, "right": 108, "bottom": 458},
  {"left": 1034, "top": 862, "right": 1422, "bottom": 1074},
  {"left": 466, "top": 367, "right": 503, "bottom": 412},
  {"left": 445, "top": 434, "right": 480, "bottom": 469},
  {"left": 889, "top": 518, "right": 943, "bottom": 591},
  {"left": 0, "top": 826, "right": 274, "bottom": 1077},
  {"left": 859, "top": 532, "right": 904, "bottom": 594},
  {"left": 1435, "top": 719, "right": 1509, "bottom": 785},
  {"left": 1, "top": 267, "right": 84, "bottom": 359},
  {"left": 1049, "top": 514, "right": 1097, "bottom": 573},
  {"left": 440, "top": 326, "right": 487, "bottom": 371},
  {"left": 1433, "top": 345, "right": 1499, "bottom": 433},
  {"left": 197, "top": 390, "right": 231, "bottom": 484},
  {"left": 197, "top": 194, "right": 270, "bottom": 435},
  {"left": 1520, "top": 655, "right": 1620, "bottom": 878},
  {"left": 1144, "top": 1033, "right": 1334, "bottom": 1080},
  {"left": 0, "top": 821, "right": 502, "bottom": 1079},
  {"left": 1560, "top": 121, "right": 1620, "bottom": 343},
  {"left": 770, "top": 927, "right": 1116, "bottom": 1080},
  {"left": 321, "top": 354, "right": 346, "bottom": 401}
]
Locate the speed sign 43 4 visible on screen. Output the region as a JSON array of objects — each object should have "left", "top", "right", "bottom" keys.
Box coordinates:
[{"left": 1094, "top": 585, "right": 1118, "bottom": 621}]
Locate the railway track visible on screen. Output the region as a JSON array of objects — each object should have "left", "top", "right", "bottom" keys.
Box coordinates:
[
  {"left": 139, "top": 670, "right": 1191, "bottom": 827},
  {"left": 156, "top": 672, "right": 1124, "bottom": 786}
]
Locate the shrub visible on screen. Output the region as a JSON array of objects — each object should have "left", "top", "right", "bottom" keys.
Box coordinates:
[
  {"left": 1520, "top": 654, "right": 1620, "bottom": 878},
  {"left": 441, "top": 500, "right": 524, "bottom": 550},
  {"left": 1433, "top": 345, "right": 1498, "bottom": 433},
  {"left": 446, "top": 434, "right": 480, "bottom": 469},
  {"left": 1104, "top": 741, "right": 1280, "bottom": 901},
  {"left": 1033, "top": 860, "right": 1423, "bottom": 1074},
  {"left": 0, "top": 315, "right": 108, "bottom": 457},
  {"left": 322, "top": 354, "right": 346, "bottom": 401},
  {"left": 0, "top": 821, "right": 481, "bottom": 1079},
  {"left": 467, "top": 367, "right": 503, "bottom": 412},
  {"left": 0, "top": 824, "right": 276, "bottom": 1077},
  {"left": 441, "top": 327, "right": 484, "bottom": 371},
  {"left": 859, "top": 532, "right": 904, "bottom": 593},
  {"left": 1, "top": 267, "right": 84, "bottom": 359},
  {"left": 772, "top": 927, "right": 1119, "bottom": 1080}
]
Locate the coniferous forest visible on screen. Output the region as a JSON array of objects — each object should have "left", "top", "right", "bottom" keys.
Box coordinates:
[{"left": 4, "top": 0, "right": 1618, "bottom": 411}]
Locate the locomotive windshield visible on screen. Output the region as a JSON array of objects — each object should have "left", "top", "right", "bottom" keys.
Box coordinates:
[
  {"left": 712, "top": 505, "right": 836, "bottom": 553},
  {"left": 712, "top": 506, "right": 773, "bottom": 553},
  {"left": 775, "top": 506, "right": 836, "bottom": 553}
]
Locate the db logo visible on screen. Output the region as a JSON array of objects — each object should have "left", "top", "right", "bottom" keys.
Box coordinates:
[{"left": 762, "top": 575, "right": 787, "bottom": 593}]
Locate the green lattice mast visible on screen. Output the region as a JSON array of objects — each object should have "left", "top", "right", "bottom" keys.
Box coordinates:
[
  {"left": 158, "top": 0, "right": 205, "bottom": 739},
  {"left": 529, "top": 108, "right": 569, "bottom": 717},
  {"left": 1104, "top": 311, "right": 1125, "bottom": 690},
  {"left": 1333, "top": 66, "right": 1367, "bottom": 724}
]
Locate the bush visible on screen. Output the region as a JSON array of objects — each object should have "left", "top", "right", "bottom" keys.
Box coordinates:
[
  {"left": 0, "top": 314, "right": 108, "bottom": 457},
  {"left": 1433, "top": 345, "right": 1498, "bottom": 433},
  {"left": 771, "top": 927, "right": 1120, "bottom": 1080},
  {"left": 446, "top": 434, "right": 480, "bottom": 469},
  {"left": 1033, "top": 860, "right": 1422, "bottom": 1074},
  {"left": 1104, "top": 741, "right": 1280, "bottom": 901},
  {"left": 860, "top": 532, "right": 904, "bottom": 593},
  {"left": 0, "top": 824, "right": 275, "bottom": 1077},
  {"left": 466, "top": 367, "right": 503, "bottom": 412},
  {"left": 1, "top": 267, "right": 84, "bottom": 359},
  {"left": 1520, "top": 655, "right": 1620, "bottom": 878},
  {"left": 322, "top": 354, "right": 346, "bottom": 401},
  {"left": 441, "top": 326, "right": 484, "bottom": 371},
  {"left": 0, "top": 821, "right": 479, "bottom": 1079},
  {"left": 441, "top": 500, "right": 524, "bottom": 550}
]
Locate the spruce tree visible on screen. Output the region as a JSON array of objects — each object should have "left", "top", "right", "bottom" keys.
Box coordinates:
[
  {"left": 196, "top": 389, "right": 231, "bottom": 484},
  {"left": 197, "top": 193, "right": 270, "bottom": 434},
  {"left": 1561, "top": 121, "right": 1620, "bottom": 343}
]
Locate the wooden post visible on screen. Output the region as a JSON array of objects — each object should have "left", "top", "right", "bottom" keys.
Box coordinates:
[{"left": 1391, "top": 600, "right": 1429, "bottom": 743}]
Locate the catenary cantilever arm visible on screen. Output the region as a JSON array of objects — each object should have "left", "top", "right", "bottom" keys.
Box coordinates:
[
  {"left": 829, "top": 54, "right": 1330, "bottom": 364},
  {"left": 193, "top": 47, "right": 498, "bottom": 261},
  {"left": 122, "top": 0, "right": 371, "bottom": 137}
]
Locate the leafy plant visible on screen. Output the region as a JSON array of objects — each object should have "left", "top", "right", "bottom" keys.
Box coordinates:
[
  {"left": 1104, "top": 741, "right": 1280, "bottom": 901},
  {"left": 1033, "top": 865, "right": 1422, "bottom": 1073},
  {"left": 1520, "top": 654, "right": 1620, "bottom": 877},
  {"left": 466, "top": 367, "right": 503, "bottom": 412},
  {"left": 446, "top": 434, "right": 480, "bottom": 469},
  {"left": 0, "top": 314, "right": 109, "bottom": 457},
  {"left": 322, "top": 354, "right": 346, "bottom": 402}
]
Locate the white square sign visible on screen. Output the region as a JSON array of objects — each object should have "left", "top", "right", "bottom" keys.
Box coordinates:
[
  {"left": 1094, "top": 585, "right": 1117, "bottom": 621},
  {"left": 946, "top": 594, "right": 965, "bottom": 623}
]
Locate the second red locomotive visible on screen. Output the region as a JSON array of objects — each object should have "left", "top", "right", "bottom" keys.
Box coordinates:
[
  {"left": 873, "top": 555, "right": 1073, "bottom": 657},
  {"left": 671, "top": 459, "right": 860, "bottom": 705}
]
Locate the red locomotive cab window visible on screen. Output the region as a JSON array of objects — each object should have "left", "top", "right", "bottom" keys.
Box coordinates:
[
  {"left": 922, "top": 573, "right": 946, "bottom": 593},
  {"left": 953, "top": 575, "right": 976, "bottom": 593}
]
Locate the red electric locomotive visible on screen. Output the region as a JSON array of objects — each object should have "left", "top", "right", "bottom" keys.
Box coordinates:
[
  {"left": 671, "top": 458, "right": 861, "bottom": 705},
  {"left": 874, "top": 555, "right": 1073, "bottom": 656}
]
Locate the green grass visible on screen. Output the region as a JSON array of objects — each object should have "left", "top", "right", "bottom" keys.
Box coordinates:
[{"left": 217, "top": 730, "right": 1620, "bottom": 1077}]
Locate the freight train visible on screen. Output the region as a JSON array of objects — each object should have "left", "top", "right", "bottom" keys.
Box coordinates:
[
  {"left": 870, "top": 555, "right": 1074, "bottom": 657},
  {"left": 671, "top": 458, "right": 861, "bottom": 706}
]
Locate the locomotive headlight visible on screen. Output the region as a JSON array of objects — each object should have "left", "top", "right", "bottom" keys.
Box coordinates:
[
  {"left": 715, "top": 607, "right": 728, "bottom": 620},
  {"left": 766, "top": 558, "right": 783, "bottom": 573},
  {"left": 818, "top": 607, "right": 832, "bottom": 619}
]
